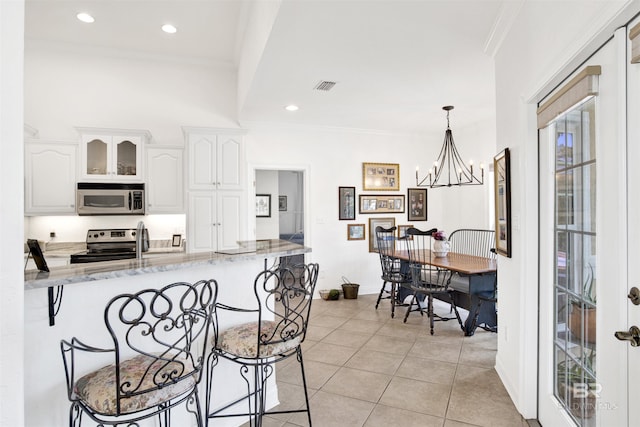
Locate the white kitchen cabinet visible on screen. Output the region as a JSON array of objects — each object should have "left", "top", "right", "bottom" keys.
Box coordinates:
[
  {"left": 184, "top": 128, "right": 247, "bottom": 252},
  {"left": 187, "top": 191, "right": 246, "bottom": 252},
  {"left": 24, "top": 141, "right": 77, "bottom": 215},
  {"left": 185, "top": 130, "right": 244, "bottom": 191},
  {"left": 77, "top": 128, "right": 150, "bottom": 181},
  {"left": 146, "top": 146, "right": 184, "bottom": 214}
]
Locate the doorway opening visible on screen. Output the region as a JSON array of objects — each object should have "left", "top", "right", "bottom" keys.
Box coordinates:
[{"left": 255, "top": 168, "right": 305, "bottom": 267}]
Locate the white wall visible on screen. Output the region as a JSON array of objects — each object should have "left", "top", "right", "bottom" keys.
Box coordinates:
[
  {"left": 493, "top": 0, "right": 638, "bottom": 418},
  {"left": 255, "top": 169, "right": 280, "bottom": 239},
  {"left": 24, "top": 43, "right": 238, "bottom": 143},
  {"left": 1, "top": 1, "right": 25, "bottom": 425},
  {"left": 278, "top": 170, "right": 303, "bottom": 235}
]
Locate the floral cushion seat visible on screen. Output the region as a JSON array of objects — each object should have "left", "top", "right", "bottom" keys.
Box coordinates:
[
  {"left": 74, "top": 353, "right": 196, "bottom": 415},
  {"left": 216, "top": 321, "right": 302, "bottom": 358}
]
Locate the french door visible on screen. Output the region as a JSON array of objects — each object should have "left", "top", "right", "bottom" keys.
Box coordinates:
[{"left": 538, "top": 28, "right": 630, "bottom": 426}]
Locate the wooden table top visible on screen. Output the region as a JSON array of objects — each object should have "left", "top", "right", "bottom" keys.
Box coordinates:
[{"left": 394, "top": 250, "right": 497, "bottom": 275}]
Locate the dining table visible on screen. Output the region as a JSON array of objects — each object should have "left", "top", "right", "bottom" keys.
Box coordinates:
[{"left": 394, "top": 249, "right": 498, "bottom": 336}]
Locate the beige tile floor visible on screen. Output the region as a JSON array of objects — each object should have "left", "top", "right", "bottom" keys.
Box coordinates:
[{"left": 256, "top": 293, "right": 529, "bottom": 427}]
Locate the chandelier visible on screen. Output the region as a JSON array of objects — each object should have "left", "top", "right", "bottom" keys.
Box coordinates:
[{"left": 415, "top": 106, "right": 484, "bottom": 188}]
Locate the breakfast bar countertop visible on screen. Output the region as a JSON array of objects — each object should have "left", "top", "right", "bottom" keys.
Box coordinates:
[{"left": 24, "top": 239, "right": 310, "bottom": 290}]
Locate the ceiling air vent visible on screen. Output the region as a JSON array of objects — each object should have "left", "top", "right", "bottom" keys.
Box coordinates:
[{"left": 313, "top": 80, "right": 337, "bottom": 91}]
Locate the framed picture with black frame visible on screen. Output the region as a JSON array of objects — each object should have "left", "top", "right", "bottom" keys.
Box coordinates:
[
  {"left": 494, "top": 148, "right": 512, "bottom": 257},
  {"left": 338, "top": 186, "right": 356, "bottom": 220},
  {"left": 256, "top": 194, "right": 271, "bottom": 218},
  {"left": 26, "top": 239, "right": 49, "bottom": 272},
  {"left": 407, "top": 188, "right": 427, "bottom": 221}
]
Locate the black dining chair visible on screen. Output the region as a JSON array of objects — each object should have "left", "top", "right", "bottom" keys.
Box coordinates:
[
  {"left": 206, "top": 262, "right": 319, "bottom": 427},
  {"left": 403, "top": 227, "right": 463, "bottom": 335},
  {"left": 60, "top": 279, "right": 218, "bottom": 427},
  {"left": 374, "top": 226, "right": 410, "bottom": 318}
]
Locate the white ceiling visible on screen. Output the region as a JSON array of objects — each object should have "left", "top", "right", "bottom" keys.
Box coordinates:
[{"left": 25, "top": 0, "right": 506, "bottom": 134}]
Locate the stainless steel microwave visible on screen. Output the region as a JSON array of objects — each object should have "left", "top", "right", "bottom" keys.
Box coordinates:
[{"left": 76, "top": 183, "right": 145, "bottom": 215}]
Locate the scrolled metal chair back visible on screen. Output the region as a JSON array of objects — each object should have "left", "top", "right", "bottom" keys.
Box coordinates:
[
  {"left": 104, "top": 280, "right": 217, "bottom": 411},
  {"left": 255, "top": 263, "right": 319, "bottom": 351}
]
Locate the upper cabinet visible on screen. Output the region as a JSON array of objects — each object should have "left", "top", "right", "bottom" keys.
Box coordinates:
[
  {"left": 25, "top": 141, "right": 77, "bottom": 215},
  {"left": 185, "top": 129, "right": 245, "bottom": 191},
  {"left": 76, "top": 128, "right": 150, "bottom": 181},
  {"left": 146, "top": 146, "right": 184, "bottom": 214}
]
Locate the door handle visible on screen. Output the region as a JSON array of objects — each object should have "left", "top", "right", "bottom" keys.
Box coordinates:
[
  {"left": 629, "top": 287, "right": 640, "bottom": 305},
  {"left": 615, "top": 326, "right": 640, "bottom": 346}
]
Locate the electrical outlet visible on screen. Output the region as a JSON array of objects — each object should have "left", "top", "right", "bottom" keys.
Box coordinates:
[{"left": 49, "top": 232, "right": 56, "bottom": 238}]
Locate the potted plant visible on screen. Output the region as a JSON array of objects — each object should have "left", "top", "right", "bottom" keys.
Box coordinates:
[
  {"left": 556, "top": 351, "right": 596, "bottom": 419},
  {"left": 568, "top": 263, "right": 596, "bottom": 344}
]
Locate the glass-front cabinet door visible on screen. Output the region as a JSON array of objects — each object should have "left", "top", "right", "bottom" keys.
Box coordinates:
[{"left": 78, "top": 129, "right": 147, "bottom": 181}]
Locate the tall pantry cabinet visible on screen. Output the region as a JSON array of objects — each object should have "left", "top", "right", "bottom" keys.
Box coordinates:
[{"left": 184, "top": 128, "right": 247, "bottom": 252}]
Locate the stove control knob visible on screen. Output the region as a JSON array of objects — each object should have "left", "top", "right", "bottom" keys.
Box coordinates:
[
  {"left": 93, "top": 234, "right": 99, "bottom": 238},
  {"left": 100, "top": 232, "right": 105, "bottom": 236}
]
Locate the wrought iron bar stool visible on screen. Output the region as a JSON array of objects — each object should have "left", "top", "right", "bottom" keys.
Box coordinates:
[
  {"left": 374, "top": 226, "right": 410, "bottom": 318},
  {"left": 206, "top": 262, "right": 319, "bottom": 427},
  {"left": 60, "top": 279, "right": 218, "bottom": 427}
]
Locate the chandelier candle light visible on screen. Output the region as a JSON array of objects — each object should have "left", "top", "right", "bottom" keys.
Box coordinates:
[{"left": 415, "top": 105, "right": 484, "bottom": 188}]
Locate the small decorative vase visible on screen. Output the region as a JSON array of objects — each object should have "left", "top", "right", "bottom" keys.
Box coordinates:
[{"left": 433, "top": 240, "right": 450, "bottom": 257}]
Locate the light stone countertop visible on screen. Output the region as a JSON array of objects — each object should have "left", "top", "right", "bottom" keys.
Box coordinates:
[{"left": 24, "top": 239, "right": 310, "bottom": 290}]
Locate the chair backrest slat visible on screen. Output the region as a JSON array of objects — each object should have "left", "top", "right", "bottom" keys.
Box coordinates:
[
  {"left": 375, "top": 226, "right": 401, "bottom": 277},
  {"left": 448, "top": 229, "right": 496, "bottom": 259}
]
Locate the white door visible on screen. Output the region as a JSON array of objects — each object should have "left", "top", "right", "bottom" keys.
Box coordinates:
[
  {"left": 538, "top": 29, "right": 629, "bottom": 426},
  {"left": 624, "top": 16, "right": 640, "bottom": 427}
]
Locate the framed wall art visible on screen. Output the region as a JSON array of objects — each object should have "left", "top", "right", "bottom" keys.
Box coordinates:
[
  {"left": 368, "top": 217, "right": 395, "bottom": 252},
  {"left": 407, "top": 188, "right": 427, "bottom": 221},
  {"left": 494, "top": 148, "right": 512, "bottom": 257},
  {"left": 256, "top": 194, "right": 271, "bottom": 218},
  {"left": 347, "top": 224, "right": 365, "bottom": 240},
  {"left": 279, "top": 195, "right": 287, "bottom": 211},
  {"left": 397, "top": 225, "right": 413, "bottom": 240},
  {"left": 359, "top": 194, "right": 405, "bottom": 214},
  {"left": 362, "top": 162, "right": 400, "bottom": 191},
  {"left": 338, "top": 186, "right": 356, "bottom": 220}
]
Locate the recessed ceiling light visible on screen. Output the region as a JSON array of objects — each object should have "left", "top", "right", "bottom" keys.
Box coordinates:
[
  {"left": 162, "top": 24, "right": 177, "bottom": 34},
  {"left": 285, "top": 105, "right": 299, "bottom": 112},
  {"left": 76, "top": 12, "right": 95, "bottom": 23}
]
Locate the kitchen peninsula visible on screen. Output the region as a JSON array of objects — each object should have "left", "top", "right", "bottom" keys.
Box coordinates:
[{"left": 24, "top": 239, "right": 310, "bottom": 427}]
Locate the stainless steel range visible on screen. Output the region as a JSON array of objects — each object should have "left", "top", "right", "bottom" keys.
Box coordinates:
[{"left": 70, "top": 228, "right": 149, "bottom": 264}]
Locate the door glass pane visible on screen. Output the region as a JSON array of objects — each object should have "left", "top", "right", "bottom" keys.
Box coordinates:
[
  {"left": 553, "top": 97, "right": 596, "bottom": 427},
  {"left": 116, "top": 140, "right": 137, "bottom": 176},
  {"left": 87, "top": 139, "right": 107, "bottom": 175}
]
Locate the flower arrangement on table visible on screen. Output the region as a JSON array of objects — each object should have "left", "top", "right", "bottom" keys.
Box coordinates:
[
  {"left": 432, "top": 230, "right": 450, "bottom": 257},
  {"left": 433, "top": 230, "right": 447, "bottom": 241}
]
